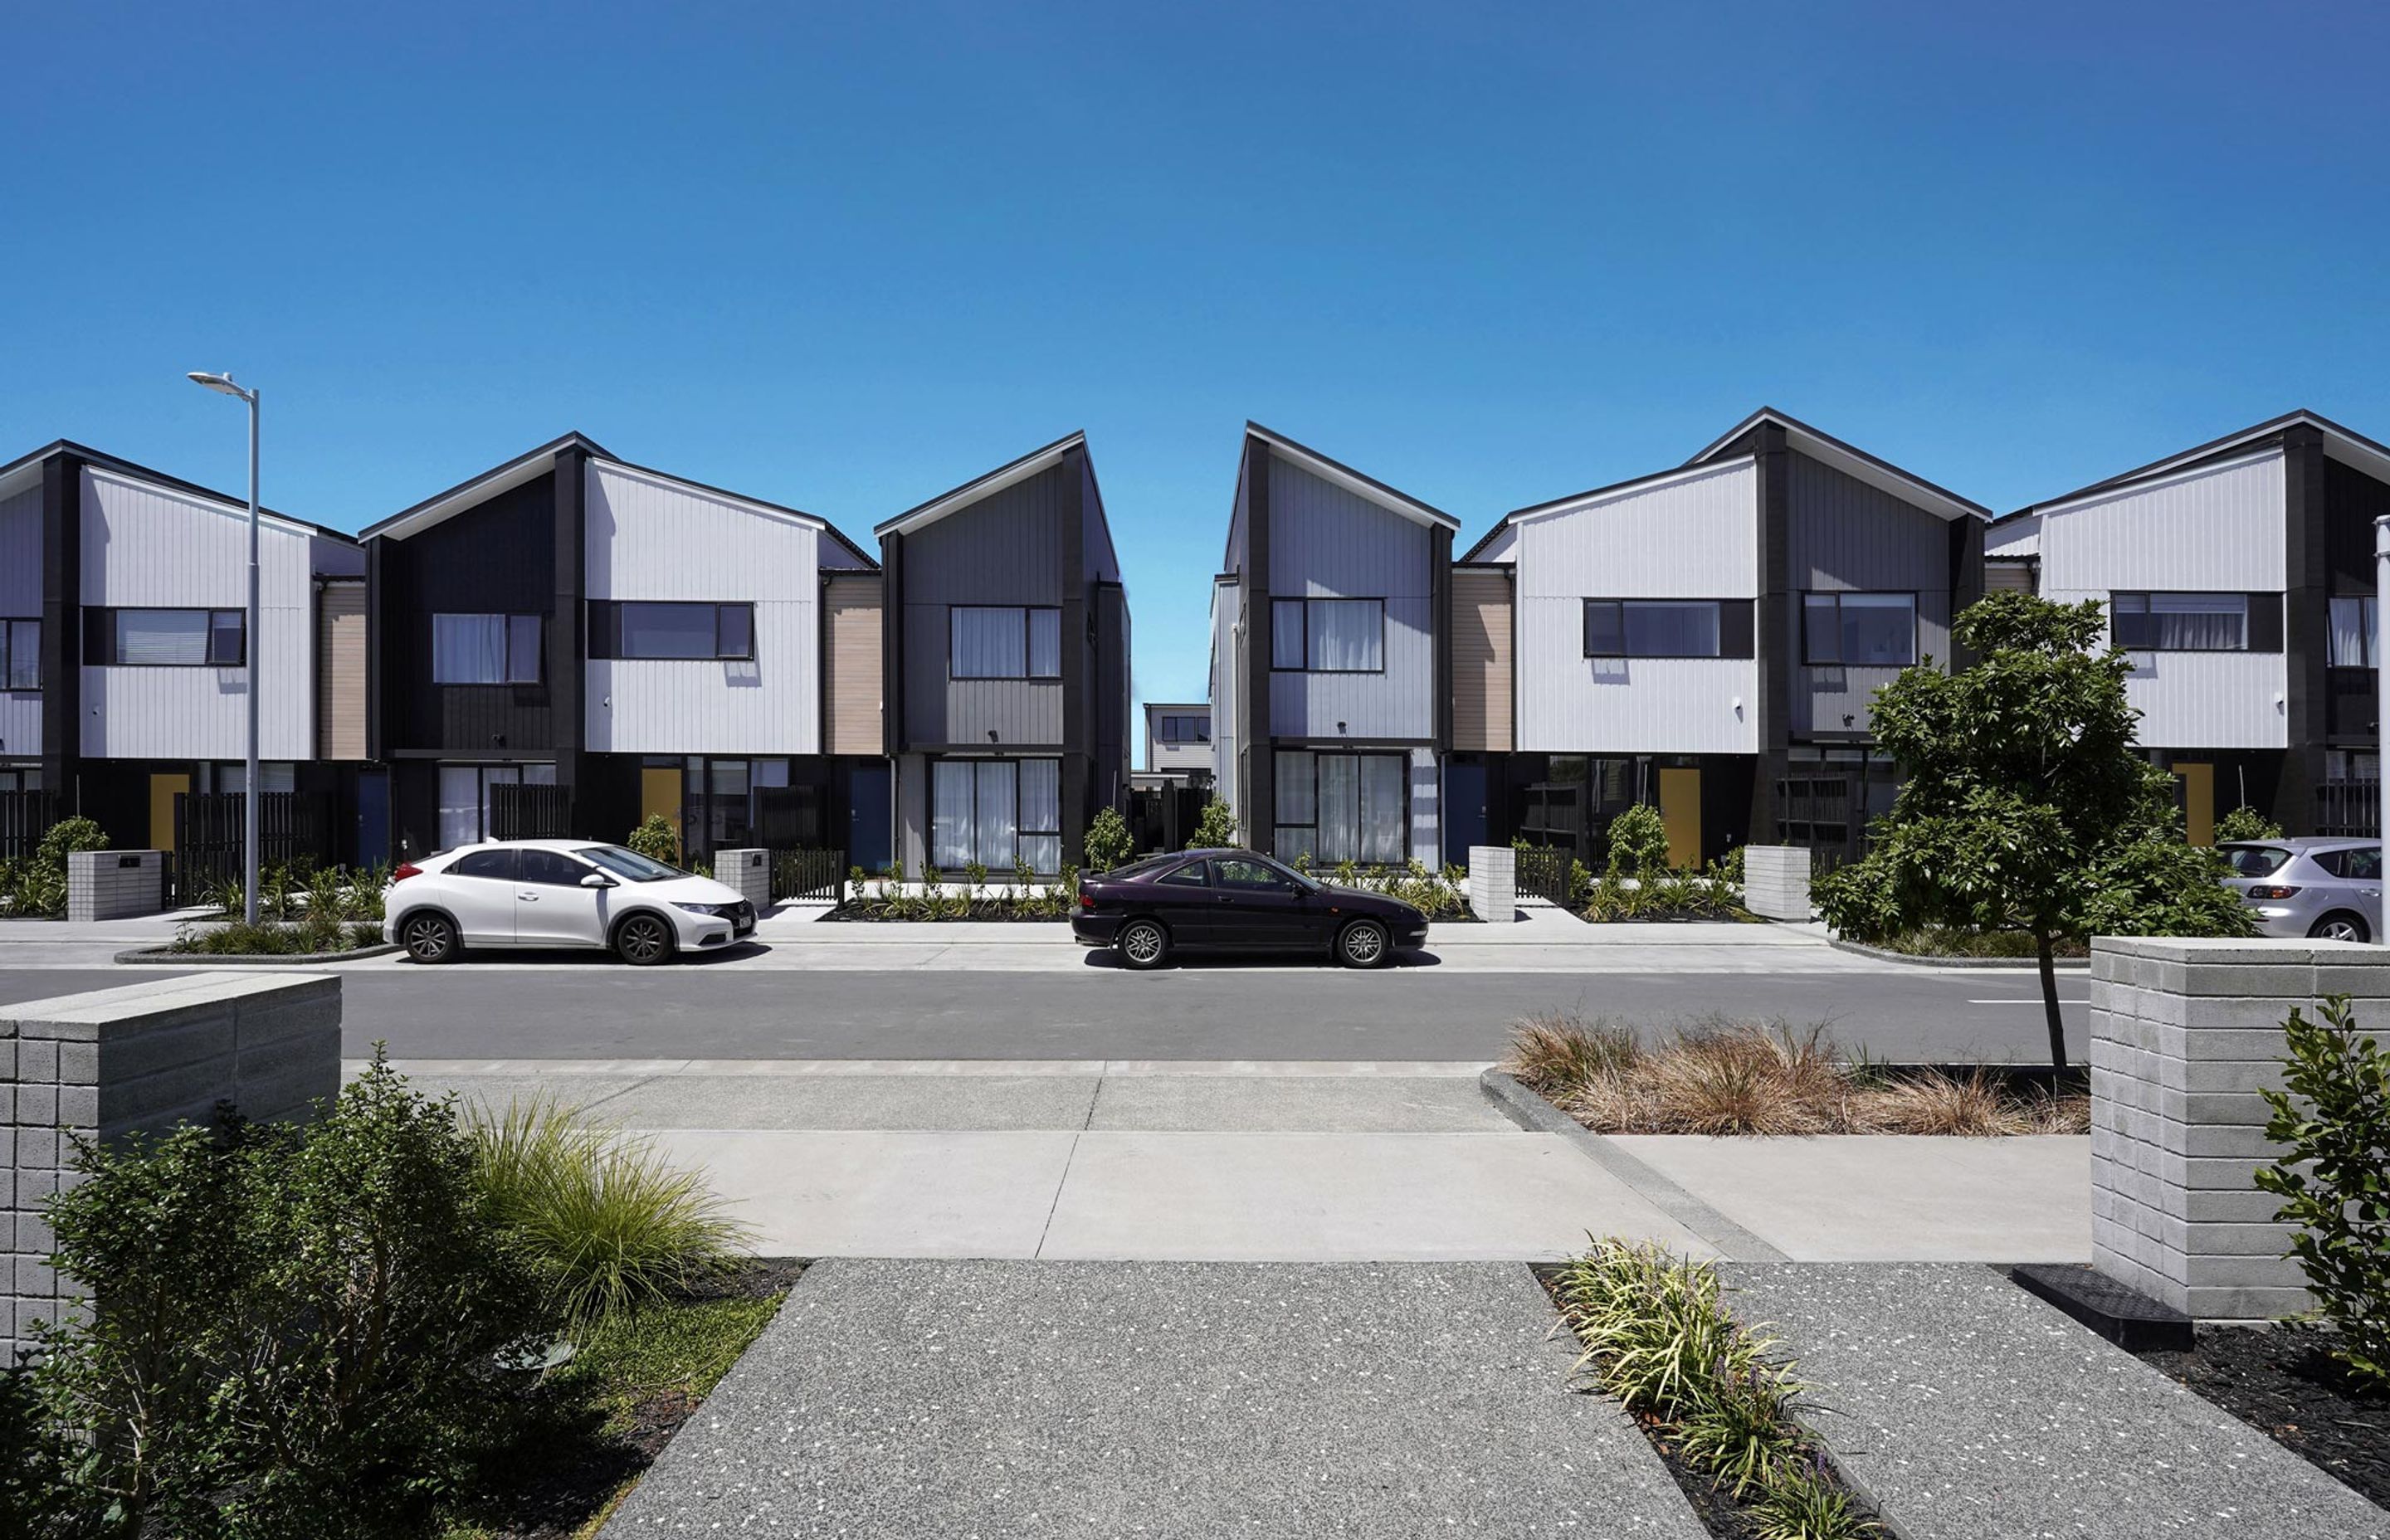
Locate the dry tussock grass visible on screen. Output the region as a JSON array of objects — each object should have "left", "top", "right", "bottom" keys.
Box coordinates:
[{"left": 1503, "top": 1011, "right": 2090, "bottom": 1137}]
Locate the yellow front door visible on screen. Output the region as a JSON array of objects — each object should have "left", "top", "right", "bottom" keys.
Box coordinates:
[
  {"left": 2173, "top": 763, "right": 2215, "bottom": 846},
  {"left": 641, "top": 767, "right": 684, "bottom": 856},
  {"left": 149, "top": 773, "right": 191, "bottom": 853},
  {"left": 1657, "top": 767, "right": 1703, "bottom": 870}
]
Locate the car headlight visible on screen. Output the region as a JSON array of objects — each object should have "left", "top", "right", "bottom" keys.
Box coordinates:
[{"left": 672, "top": 902, "right": 732, "bottom": 918}]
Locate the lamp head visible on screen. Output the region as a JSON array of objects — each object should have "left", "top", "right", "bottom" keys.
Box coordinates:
[{"left": 186, "top": 371, "right": 251, "bottom": 400}]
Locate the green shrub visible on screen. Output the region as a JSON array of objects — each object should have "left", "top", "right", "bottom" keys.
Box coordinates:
[
  {"left": 1084, "top": 807, "right": 1134, "bottom": 873},
  {"left": 627, "top": 814, "right": 681, "bottom": 867},
  {"left": 0, "top": 816, "right": 108, "bottom": 919},
  {"left": 1188, "top": 798, "right": 1238, "bottom": 850},
  {"left": 2256, "top": 996, "right": 2390, "bottom": 1389},
  {"left": 1605, "top": 804, "right": 1672, "bottom": 879},
  {"left": 467, "top": 1098, "right": 752, "bottom": 1333},
  {"left": 0, "top": 1350, "right": 76, "bottom": 1538},
  {"left": 2213, "top": 805, "right": 2285, "bottom": 843},
  {"left": 167, "top": 919, "right": 382, "bottom": 956}
]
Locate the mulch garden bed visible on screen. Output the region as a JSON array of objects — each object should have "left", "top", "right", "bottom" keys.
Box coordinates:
[
  {"left": 824, "top": 903, "right": 1069, "bottom": 922},
  {"left": 2134, "top": 1326, "right": 2389, "bottom": 1510}
]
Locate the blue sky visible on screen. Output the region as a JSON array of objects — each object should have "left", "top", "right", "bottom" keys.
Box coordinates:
[{"left": 7, "top": 1, "right": 2387, "bottom": 718}]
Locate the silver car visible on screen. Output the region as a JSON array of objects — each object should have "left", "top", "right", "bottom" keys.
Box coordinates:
[{"left": 2218, "top": 838, "right": 2383, "bottom": 943}]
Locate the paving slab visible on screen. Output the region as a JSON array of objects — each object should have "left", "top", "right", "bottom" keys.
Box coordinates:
[
  {"left": 603, "top": 1258, "right": 1707, "bottom": 1538},
  {"left": 1612, "top": 1134, "right": 2091, "bottom": 1262},
  {"left": 1085, "top": 1073, "right": 1510, "bottom": 1132},
  {"left": 1722, "top": 1262, "right": 2386, "bottom": 1539}
]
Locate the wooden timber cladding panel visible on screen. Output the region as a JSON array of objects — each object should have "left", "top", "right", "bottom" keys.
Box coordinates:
[
  {"left": 316, "top": 581, "right": 368, "bottom": 760},
  {"left": 1451, "top": 567, "right": 1512, "bottom": 751},
  {"left": 824, "top": 573, "right": 884, "bottom": 755}
]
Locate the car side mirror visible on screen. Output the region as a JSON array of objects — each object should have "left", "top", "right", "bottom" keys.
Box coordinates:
[{"left": 581, "top": 872, "right": 616, "bottom": 889}]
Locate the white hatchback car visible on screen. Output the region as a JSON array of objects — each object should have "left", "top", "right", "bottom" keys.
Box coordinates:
[{"left": 383, "top": 840, "right": 757, "bottom": 965}]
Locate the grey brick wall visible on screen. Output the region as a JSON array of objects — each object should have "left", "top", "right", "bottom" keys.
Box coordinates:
[
  {"left": 2090, "top": 937, "right": 2383, "bottom": 1323},
  {"left": 66, "top": 850, "right": 165, "bottom": 923},
  {"left": 1742, "top": 846, "right": 1812, "bottom": 922},
  {"left": 714, "top": 849, "right": 771, "bottom": 910},
  {"left": 3, "top": 973, "right": 339, "bottom": 1360},
  {"left": 1466, "top": 846, "right": 1515, "bottom": 924}
]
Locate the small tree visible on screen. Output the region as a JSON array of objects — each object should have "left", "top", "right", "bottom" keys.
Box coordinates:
[
  {"left": 627, "top": 813, "right": 681, "bottom": 868},
  {"left": 2214, "top": 805, "right": 2285, "bottom": 843},
  {"left": 1083, "top": 807, "right": 1134, "bottom": 873},
  {"left": 1603, "top": 804, "right": 1673, "bottom": 880},
  {"left": 1813, "top": 592, "right": 2251, "bottom": 1070},
  {"left": 2256, "top": 997, "right": 2389, "bottom": 1389},
  {"left": 1188, "top": 798, "right": 1237, "bottom": 850}
]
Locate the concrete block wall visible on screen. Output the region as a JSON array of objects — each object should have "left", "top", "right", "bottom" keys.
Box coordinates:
[
  {"left": 3, "top": 974, "right": 340, "bottom": 1360},
  {"left": 1743, "top": 846, "right": 1811, "bottom": 922},
  {"left": 66, "top": 850, "right": 165, "bottom": 922},
  {"left": 714, "top": 848, "right": 772, "bottom": 909},
  {"left": 2089, "top": 937, "right": 2383, "bottom": 1323},
  {"left": 1467, "top": 846, "right": 1515, "bottom": 923}
]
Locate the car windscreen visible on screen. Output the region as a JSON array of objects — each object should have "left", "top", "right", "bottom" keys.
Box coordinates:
[
  {"left": 2219, "top": 844, "right": 2292, "bottom": 879},
  {"left": 576, "top": 846, "right": 683, "bottom": 882}
]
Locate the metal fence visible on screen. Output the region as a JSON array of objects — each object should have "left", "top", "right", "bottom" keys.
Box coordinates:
[
  {"left": 173, "top": 792, "right": 337, "bottom": 903},
  {"left": 0, "top": 790, "right": 57, "bottom": 860},
  {"left": 2314, "top": 781, "right": 2380, "bottom": 838},
  {"left": 1514, "top": 846, "right": 1575, "bottom": 905},
  {"left": 772, "top": 848, "right": 846, "bottom": 903},
  {"left": 1776, "top": 774, "right": 1865, "bottom": 874},
  {"left": 490, "top": 782, "right": 573, "bottom": 841}
]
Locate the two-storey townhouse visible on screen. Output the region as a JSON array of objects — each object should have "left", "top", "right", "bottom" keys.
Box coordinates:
[
  {"left": 1461, "top": 408, "right": 1988, "bottom": 868},
  {"left": 363, "top": 433, "right": 888, "bottom": 867},
  {"left": 1209, "top": 425, "right": 1457, "bottom": 866},
  {"left": 1140, "top": 703, "right": 1212, "bottom": 783},
  {"left": 878, "top": 432, "right": 1132, "bottom": 875},
  {"left": 0, "top": 441, "right": 367, "bottom": 866},
  {"left": 1993, "top": 410, "right": 2390, "bottom": 844}
]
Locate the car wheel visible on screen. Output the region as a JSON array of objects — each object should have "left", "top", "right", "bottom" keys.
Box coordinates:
[
  {"left": 400, "top": 911, "right": 460, "bottom": 964},
  {"left": 614, "top": 912, "right": 676, "bottom": 966},
  {"left": 1117, "top": 919, "right": 1171, "bottom": 971},
  {"left": 1336, "top": 919, "right": 1390, "bottom": 968},
  {"left": 2309, "top": 912, "right": 2371, "bottom": 944}
]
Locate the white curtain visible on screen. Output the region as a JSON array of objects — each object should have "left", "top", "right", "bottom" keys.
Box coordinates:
[
  {"left": 2330, "top": 597, "right": 2376, "bottom": 668},
  {"left": 1359, "top": 755, "right": 1404, "bottom": 865},
  {"left": 951, "top": 607, "right": 1025, "bottom": 678},
  {"left": 932, "top": 761, "right": 976, "bottom": 870},
  {"left": 975, "top": 760, "right": 1017, "bottom": 868},
  {"left": 1309, "top": 601, "right": 1382, "bottom": 671},
  {"left": 438, "top": 767, "right": 482, "bottom": 850},
  {"left": 1027, "top": 609, "right": 1061, "bottom": 679},
  {"left": 118, "top": 610, "right": 209, "bottom": 666},
  {"left": 1316, "top": 754, "right": 1359, "bottom": 862},
  {"left": 1019, "top": 758, "right": 1061, "bottom": 873},
  {"left": 1271, "top": 601, "right": 1307, "bottom": 670},
  {"left": 2146, "top": 592, "right": 2246, "bottom": 651},
  {"left": 434, "top": 614, "right": 506, "bottom": 684}
]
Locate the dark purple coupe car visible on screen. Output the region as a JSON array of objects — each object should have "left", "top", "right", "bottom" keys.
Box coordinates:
[{"left": 1071, "top": 848, "right": 1428, "bottom": 969}]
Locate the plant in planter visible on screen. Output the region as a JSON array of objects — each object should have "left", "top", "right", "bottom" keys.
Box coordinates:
[
  {"left": 1188, "top": 797, "right": 1237, "bottom": 850},
  {"left": 627, "top": 813, "right": 681, "bottom": 868},
  {"left": 1085, "top": 807, "right": 1134, "bottom": 874},
  {"left": 2215, "top": 805, "right": 2285, "bottom": 843}
]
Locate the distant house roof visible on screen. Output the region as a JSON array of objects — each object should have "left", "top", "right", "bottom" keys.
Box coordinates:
[
  {"left": 2010, "top": 409, "right": 2390, "bottom": 519},
  {"left": 0, "top": 437, "right": 355, "bottom": 543}
]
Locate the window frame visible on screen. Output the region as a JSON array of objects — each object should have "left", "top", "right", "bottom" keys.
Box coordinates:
[
  {"left": 1269, "top": 597, "right": 1388, "bottom": 675},
  {"left": 0, "top": 619, "right": 39, "bottom": 690},
  {"left": 2329, "top": 595, "right": 2378, "bottom": 669},
  {"left": 588, "top": 601, "right": 757, "bottom": 661},
  {"left": 1157, "top": 714, "right": 1212, "bottom": 744},
  {"left": 1581, "top": 598, "right": 1735, "bottom": 660},
  {"left": 1270, "top": 748, "right": 1409, "bottom": 866},
  {"left": 947, "top": 606, "right": 1063, "bottom": 681},
  {"left": 928, "top": 755, "right": 1065, "bottom": 872},
  {"left": 83, "top": 607, "right": 248, "bottom": 668},
  {"left": 432, "top": 612, "right": 544, "bottom": 685},
  {"left": 2109, "top": 591, "right": 2251, "bottom": 654},
  {"left": 1800, "top": 592, "right": 1919, "bottom": 667}
]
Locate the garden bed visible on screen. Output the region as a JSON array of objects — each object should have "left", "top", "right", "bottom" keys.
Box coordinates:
[
  {"left": 117, "top": 942, "right": 402, "bottom": 965},
  {"left": 826, "top": 900, "right": 1070, "bottom": 922},
  {"left": 115, "top": 915, "right": 395, "bottom": 964},
  {"left": 1830, "top": 928, "right": 2090, "bottom": 968},
  {"left": 2133, "top": 1326, "right": 2389, "bottom": 1511}
]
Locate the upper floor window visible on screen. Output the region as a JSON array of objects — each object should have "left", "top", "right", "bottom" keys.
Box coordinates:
[
  {"left": 1158, "top": 714, "right": 1211, "bottom": 743},
  {"left": 1583, "top": 599, "right": 1747, "bottom": 659},
  {"left": 590, "top": 602, "right": 754, "bottom": 660},
  {"left": 1271, "top": 597, "right": 1384, "bottom": 673},
  {"left": 2110, "top": 592, "right": 2245, "bottom": 652},
  {"left": 1802, "top": 592, "right": 1917, "bottom": 666},
  {"left": 84, "top": 607, "right": 245, "bottom": 667},
  {"left": 950, "top": 606, "right": 1061, "bottom": 680},
  {"left": 0, "top": 620, "right": 38, "bottom": 690},
  {"left": 2329, "top": 597, "right": 2378, "bottom": 668},
  {"left": 434, "top": 612, "right": 542, "bottom": 685}
]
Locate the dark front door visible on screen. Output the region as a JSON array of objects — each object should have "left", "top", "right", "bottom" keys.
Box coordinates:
[
  {"left": 355, "top": 768, "right": 390, "bottom": 868},
  {"left": 1444, "top": 760, "right": 1487, "bottom": 865},
  {"left": 1207, "top": 856, "right": 1318, "bottom": 949},
  {"left": 846, "top": 761, "right": 892, "bottom": 872}
]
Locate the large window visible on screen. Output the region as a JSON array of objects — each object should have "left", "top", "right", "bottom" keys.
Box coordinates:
[
  {"left": 588, "top": 602, "right": 754, "bottom": 660},
  {"left": 0, "top": 620, "right": 38, "bottom": 690},
  {"left": 1583, "top": 599, "right": 1737, "bottom": 658},
  {"left": 1157, "top": 713, "right": 1211, "bottom": 743},
  {"left": 949, "top": 607, "right": 1061, "bottom": 680},
  {"left": 433, "top": 613, "right": 543, "bottom": 684},
  {"left": 931, "top": 757, "right": 1062, "bottom": 871},
  {"left": 1802, "top": 592, "right": 1917, "bottom": 666},
  {"left": 83, "top": 608, "right": 245, "bottom": 667},
  {"left": 1272, "top": 750, "right": 1405, "bottom": 865},
  {"left": 436, "top": 763, "right": 556, "bottom": 850},
  {"left": 2110, "top": 592, "right": 2246, "bottom": 652},
  {"left": 1271, "top": 598, "right": 1385, "bottom": 673},
  {"left": 2330, "top": 597, "right": 2378, "bottom": 668}
]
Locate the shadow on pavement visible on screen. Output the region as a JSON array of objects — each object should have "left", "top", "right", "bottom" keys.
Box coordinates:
[
  {"left": 1077, "top": 948, "right": 1442, "bottom": 972},
  {"left": 402, "top": 941, "right": 773, "bottom": 969}
]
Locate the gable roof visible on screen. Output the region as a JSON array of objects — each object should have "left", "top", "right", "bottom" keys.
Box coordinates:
[
  {"left": 1243, "top": 422, "right": 1459, "bottom": 533},
  {"left": 1461, "top": 457, "right": 1750, "bottom": 560},
  {"left": 2011, "top": 409, "right": 2390, "bottom": 519},
  {"left": 0, "top": 438, "right": 355, "bottom": 543},
  {"left": 875, "top": 431, "right": 1089, "bottom": 539},
  {"left": 1688, "top": 407, "right": 1991, "bottom": 524}
]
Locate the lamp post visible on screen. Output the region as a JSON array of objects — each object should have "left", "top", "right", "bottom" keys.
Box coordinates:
[
  {"left": 186, "top": 372, "right": 261, "bottom": 926},
  {"left": 2378, "top": 514, "right": 2389, "bottom": 940}
]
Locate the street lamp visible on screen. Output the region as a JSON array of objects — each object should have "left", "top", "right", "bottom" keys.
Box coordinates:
[
  {"left": 187, "top": 371, "right": 261, "bottom": 925},
  {"left": 2377, "top": 514, "right": 2389, "bottom": 942}
]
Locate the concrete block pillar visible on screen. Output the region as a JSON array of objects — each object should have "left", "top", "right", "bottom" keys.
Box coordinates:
[
  {"left": 3, "top": 974, "right": 341, "bottom": 1358},
  {"left": 2089, "top": 938, "right": 2387, "bottom": 1323},
  {"left": 713, "top": 848, "right": 772, "bottom": 909},
  {"left": 66, "top": 850, "right": 164, "bottom": 922},
  {"left": 1742, "top": 846, "right": 1812, "bottom": 921},
  {"left": 1467, "top": 846, "right": 1515, "bottom": 923}
]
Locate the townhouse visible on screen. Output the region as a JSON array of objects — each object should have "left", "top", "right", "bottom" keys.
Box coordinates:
[
  {"left": 1209, "top": 425, "right": 1457, "bottom": 867},
  {"left": 1140, "top": 702, "right": 1212, "bottom": 783},
  {"left": 360, "top": 434, "right": 890, "bottom": 869},
  {"left": 1458, "top": 409, "right": 1988, "bottom": 868},
  {"left": 1992, "top": 411, "right": 2390, "bottom": 841},
  {"left": 0, "top": 441, "right": 367, "bottom": 872},
  {"left": 878, "top": 432, "right": 1132, "bottom": 875}
]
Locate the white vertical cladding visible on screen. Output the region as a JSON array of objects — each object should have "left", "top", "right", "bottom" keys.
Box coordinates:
[
  {"left": 2037, "top": 448, "right": 2288, "bottom": 748},
  {"left": 1407, "top": 748, "right": 1439, "bottom": 864},
  {"left": 78, "top": 468, "right": 314, "bottom": 761},
  {"left": 0, "top": 484, "right": 41, "bottom": 758},
  {"left": 1264, "top": 457, "right": 1434, "bottom": 740},
  {"left": 583, "top": 460, "right": 821, "bottom": 755},
  {"left": 1211, "top": 578, "right": 1240, "bottom": 818},
  {"left": 1514, "top": 458, "right": 1759, "bottom": 754}
]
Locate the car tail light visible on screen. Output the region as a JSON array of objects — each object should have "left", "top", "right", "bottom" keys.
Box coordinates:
[
  {"left": 1079, "top": 889, "right": 1096, "bottom": 909},
  {"left": 2246, "top": 885, "right": 2300, "bottom": 900},
  {"left": 392, "top": 863, "right": 423, "bottom": 884}
]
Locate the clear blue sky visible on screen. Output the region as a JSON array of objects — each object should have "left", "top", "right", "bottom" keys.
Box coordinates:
[{"left": 7, "top": 1, "right": 2386, "bottom": 719}]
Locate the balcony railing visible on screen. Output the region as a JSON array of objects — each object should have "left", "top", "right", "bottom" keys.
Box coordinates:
[{"left": 2314, "top": 781, "right": 2381, "bottom": 839}]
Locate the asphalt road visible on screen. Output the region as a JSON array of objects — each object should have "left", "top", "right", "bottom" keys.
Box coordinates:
[{"left": 0, "top": 965, "right": 2091, "bottom": 1065}]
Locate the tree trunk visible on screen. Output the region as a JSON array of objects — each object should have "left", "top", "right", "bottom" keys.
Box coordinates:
[{"left": 2036, "top": 929, "right": 2068, "bottom": 1072}]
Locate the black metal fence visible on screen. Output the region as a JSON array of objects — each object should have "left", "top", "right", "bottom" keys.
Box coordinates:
[
  {"left": 0, "top": 789, "right": 57, "bottom": 860},
  {"left": 2314, "top": 781, "right": 2380, "bottom": 838},
  {"left": 490, "top": 782, "right": 573, "bottom": 841},
  {"left": 1776, "top": 774, "right": 1865, "bottom": 874},
  {"left": 772, "top": 848, "right": 846, "bottom": 903},
  {"left": 173, "top": 792, "right": 336, "bottom": 902},
  {"left": 1514, "top": 846, "right": 1574, "bottom": 905}
]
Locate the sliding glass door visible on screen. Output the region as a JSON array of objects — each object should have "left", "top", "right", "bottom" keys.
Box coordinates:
[
  {"left": 930, "top": 757, "right": 1063, "bottom": 873},
  {"left": 1272, "top": 751, "right": 1406, "bottom": 865}
]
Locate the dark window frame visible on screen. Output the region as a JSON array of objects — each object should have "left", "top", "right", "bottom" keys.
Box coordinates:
[
  {"left": 1801, "top": 592, "right": 1919, "bottom": 667},
  {"left": 82, "top": 607, "right": 247, "bottom": 668},
  {"left": 2109, "top": 591, "right": 2259, "bottom": 654},
  {"left": 947, "top": 605, "right": 1063, "bottom": 681},
  {"left": 1270, "top": 748, "right": 1412, "bottom": 865},
  {"left": 0, "top": 618, "right": 39, "bottom": 690},
  {"left": 588, "top": 601, "right": 757, "bottom": 661},
  {"left": 2329, "top": 595, "right": 2378, "bottom": 669},
  {"left": 1269, "top": 597, "right": 1388, "bottom": 675},
  {"left": 431, "top": 612, "right": 544, "bottom": 685},
  {"left": 927, "top": 754, "right": 1066, "bottom": 872},
  {"left": 1158, "top": 714, "right": 1212, "bottom": 744},
  {"left": 1581, "top": 598, "right": 1751, "bottom": 660}
]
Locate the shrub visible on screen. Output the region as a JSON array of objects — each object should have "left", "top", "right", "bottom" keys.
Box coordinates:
[
  {"left": 2214, "top": 805, "right": 2285, "bottom": 843},
  {"left": 1188, "top": 798, "right": 1238, "bottom": 850},
  {"left": 0, "top": 816, "right": 108, "bottom": 919},
  {"left": 468, "top": 1098, "right": 752, "bottom": 1333},
  {"left": 1084, "top": 807, "right": 1134, "bottom": 873},
  {"left": 0, "top": 1354, "right": 74, "bottom": 1538},
  {"left": 627, "top": 814, "right": 681, "bottom": 867},
  {"left": 2256, "top": 996, "right": 2390, "bottom": 1389},
  {"left": 168, "top": 918, "right": 381, "bottom": 957},
  {"left": 1604, "top": 804, "right": 1673, "bottom": 879}
]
